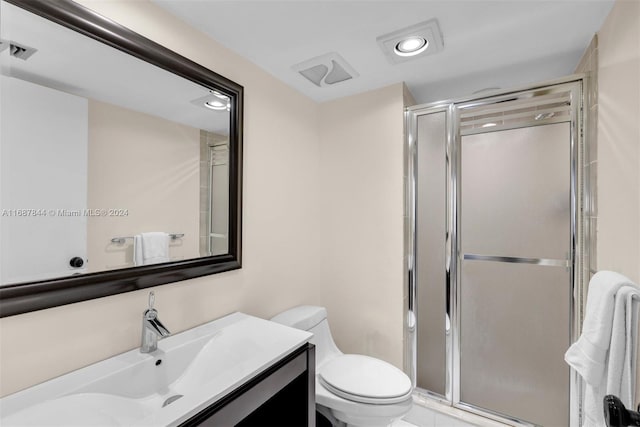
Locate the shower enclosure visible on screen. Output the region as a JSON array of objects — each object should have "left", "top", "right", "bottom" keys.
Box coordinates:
[
  {"left": 207, "top": 142, "right": 230, "bottom": 255},
  {"left": 405, "top": 77, "right": 591, "bottom": 426}
]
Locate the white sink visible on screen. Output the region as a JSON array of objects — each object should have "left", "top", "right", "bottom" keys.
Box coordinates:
[{"left": 0, "top": 312, "right": 312, "bottom": 426}]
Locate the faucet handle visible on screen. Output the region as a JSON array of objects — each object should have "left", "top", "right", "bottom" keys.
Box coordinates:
[{"left": 144, "top": 291, "right": 158, "bottom": 321}]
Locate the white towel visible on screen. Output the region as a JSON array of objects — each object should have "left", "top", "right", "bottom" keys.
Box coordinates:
[
  {"left": 564, "top": 271, "right": 640, "bottom": 427},
  {"left": 133, "top": 232, "right": 170, "bottom": 266},
  {"left": 607, "top": 286, "right": 640, "bottom": 406}
]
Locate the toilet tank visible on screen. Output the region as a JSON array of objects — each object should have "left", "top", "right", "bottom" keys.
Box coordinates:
[{"left": 271, "top": 306, "right": 342, "bottom": 366}]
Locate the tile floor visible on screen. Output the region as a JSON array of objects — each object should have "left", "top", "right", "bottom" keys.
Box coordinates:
[
  {"left": 396, "top": 404, "right": 478, "bottom": 427},
  {"left": 396, "top": 400, "right": 512, "bottom": 427}
]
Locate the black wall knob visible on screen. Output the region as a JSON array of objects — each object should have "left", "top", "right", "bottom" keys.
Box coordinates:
[{"left": 69, "top": 257, "right": 84, "bottom": 268}]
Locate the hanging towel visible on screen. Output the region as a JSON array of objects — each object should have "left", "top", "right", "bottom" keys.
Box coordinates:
[
  {"left": 564, "top": 271, "right": 640, "bottom": 427},
  {"left": 133, "top": 232, "right": 170, "bottom": 266},
  {"left": 133, "top": 235, "right": 143, "bottom": 266},
  {"left": 606, "top": 286, "right": 640, "bottom": 407}
]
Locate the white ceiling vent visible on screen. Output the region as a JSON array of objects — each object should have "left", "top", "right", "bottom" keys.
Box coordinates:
[
  {"left": 292, "top": 52, "right": 359, "bottom": 88},
  {"left": 1, "top": 40, "right": 38, "bottom": 60},
  {"left": 377, "top": 19, "right": 444, "bottom": 65}
]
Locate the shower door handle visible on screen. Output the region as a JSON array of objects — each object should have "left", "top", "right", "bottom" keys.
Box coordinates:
[{"left": 463, "top": 253, "right": 569, "bottom": 268}]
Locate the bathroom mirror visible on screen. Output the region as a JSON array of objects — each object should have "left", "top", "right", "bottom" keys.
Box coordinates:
[{"left": 0, "top": 0, "right": 243, "bottom": 316}]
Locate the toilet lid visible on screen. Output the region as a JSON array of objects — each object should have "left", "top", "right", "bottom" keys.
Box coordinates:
[{"left": 319, "top": 355, "right": 412, "bottom": 404}]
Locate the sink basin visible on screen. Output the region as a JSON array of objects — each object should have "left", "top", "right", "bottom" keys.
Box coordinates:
[{"left": 0, "top": 312, "right": 312, "bottom": 426}]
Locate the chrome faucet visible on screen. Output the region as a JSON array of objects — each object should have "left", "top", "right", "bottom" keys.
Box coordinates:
[{"left": 140, "top": 291, "right": 170, "bottom": 353}]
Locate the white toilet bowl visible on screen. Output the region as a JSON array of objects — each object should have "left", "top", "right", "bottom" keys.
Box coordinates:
[{"left": 271, "top": 306, "right": 413, "bottom": 427}]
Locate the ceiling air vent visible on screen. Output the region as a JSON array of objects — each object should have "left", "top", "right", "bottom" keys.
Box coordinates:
[
  {"left": 292, "top": 52, "right": 359, "bottom": 88},
  {"left": 7, "top": 41, "right": 37, "bottom": 60}
]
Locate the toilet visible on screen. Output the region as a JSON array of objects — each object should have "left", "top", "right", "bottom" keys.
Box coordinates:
[{"left": 271, "top": 306, "right": 413, "bottom": 427}]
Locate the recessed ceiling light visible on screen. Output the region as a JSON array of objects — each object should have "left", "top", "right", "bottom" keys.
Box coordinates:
[
  {"left": 394, "top": 37, "right": 428, "bottom": 57},
  {"left": 482, "top": 122, "right": 497, "bottom": 128},
  {"left": 377, "top": 19, "right": 444, "bottom": 65},
  {"left": 212, "top": 91, "right": 229, "bottom": 101},
  {"left": 204, "top": 100, "right": 228, "bottom": 110},
  {"left": 191, "top": 93, "right": 231, "bottom": 112}
]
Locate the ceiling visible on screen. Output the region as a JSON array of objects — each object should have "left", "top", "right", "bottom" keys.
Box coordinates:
[{"left": 154, "top": 0, "right": 614, "bottom": 104}]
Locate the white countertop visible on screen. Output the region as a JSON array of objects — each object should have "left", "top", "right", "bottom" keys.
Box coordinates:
[{"left": 0, "top": 312, "right": 312, "bottom": 426}]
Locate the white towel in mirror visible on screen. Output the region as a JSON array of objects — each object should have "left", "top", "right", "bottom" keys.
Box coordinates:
[{"left": 133, "top": 232, "right": 170, "bottom": 266}]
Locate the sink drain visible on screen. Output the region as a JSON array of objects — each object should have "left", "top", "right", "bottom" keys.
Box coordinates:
[{"left": 162, "top": 394, "right": 183, "bottom": 407}]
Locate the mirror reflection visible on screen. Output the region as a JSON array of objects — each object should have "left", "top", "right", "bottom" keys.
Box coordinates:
[{"left": 0, "top": 2, "right": 231, "bottom": 285}]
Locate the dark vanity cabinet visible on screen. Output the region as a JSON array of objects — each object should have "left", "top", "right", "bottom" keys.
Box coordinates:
[{"left": 180, "top": 344, "right": 316, "bottom": 427}]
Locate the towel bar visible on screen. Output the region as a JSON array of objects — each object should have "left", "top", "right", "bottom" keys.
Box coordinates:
[{"left": 111, "top": 233, "right": 184, "bottom": 245}]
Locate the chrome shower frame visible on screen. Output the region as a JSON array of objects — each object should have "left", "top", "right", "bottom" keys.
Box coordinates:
[{"left": 404, "top": 75, "right": 591, "bottom": 427}]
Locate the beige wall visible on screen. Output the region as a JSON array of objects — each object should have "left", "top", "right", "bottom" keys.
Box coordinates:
[
  {"left": 596, "top": 0, "right": 640, "bottom": 406},
  {"left": 577, "top": 0, "right": 640, "bottom": 407},
  {"left": 87, "top": 100, "right": 200, "bottom": 271},
  {"left": 0, "top": 0, "right": 323, "bottom": 397},
  {"left": 0, "top": 0, "right": 634, "bottom": 413},
  {"left": 597, "top": 0, "right": 640, "bottom": 283},
  {"left": 0, "top": 0, "right": 409, "bottom": 398},
  {"left": 318, "top": 83, "right": 406, "bottom": 368}
]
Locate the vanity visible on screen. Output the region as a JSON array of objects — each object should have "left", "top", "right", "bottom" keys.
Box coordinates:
[{"left": 0, "top": 314, "right": 315, "bottom": 426}]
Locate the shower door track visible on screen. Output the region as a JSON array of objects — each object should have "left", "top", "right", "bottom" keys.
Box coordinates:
[{"left": 405, "top": 75, "right": 589, "bottom": 427}]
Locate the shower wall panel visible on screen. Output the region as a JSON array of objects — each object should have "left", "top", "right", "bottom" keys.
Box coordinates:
[{"left": 415, "top": 111, "right": 448, "bottom": 396}]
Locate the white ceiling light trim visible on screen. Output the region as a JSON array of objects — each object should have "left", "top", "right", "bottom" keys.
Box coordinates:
[
  {"left": 191, "top": 92, "right": 231, "bottom": 112},
  {"left": 394, "top": 37, "right": 428, "bottom": 56},
  {"left": 377, "top": 18, "right": 444, "bottom": 65}
]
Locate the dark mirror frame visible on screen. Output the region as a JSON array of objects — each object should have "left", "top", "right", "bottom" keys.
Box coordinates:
[{"left": 0, "top": 0, "right": 243, "bottom": 317}]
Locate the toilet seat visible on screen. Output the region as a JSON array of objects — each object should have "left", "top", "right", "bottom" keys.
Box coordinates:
[{"left": 318, "top": 354, "right": 412, "bottom": 405}]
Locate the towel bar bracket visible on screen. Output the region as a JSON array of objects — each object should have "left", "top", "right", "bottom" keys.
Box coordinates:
[{"left": 111, "top": 233, "right": 184, "bottom": 245}]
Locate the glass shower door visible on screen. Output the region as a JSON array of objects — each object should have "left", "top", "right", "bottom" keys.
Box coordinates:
[
  {"left": 409, "top": 81, "right": 583, "bottom": 426},
  {"left": 458, "top": 123, "right": 572, "bottom": 426}
]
